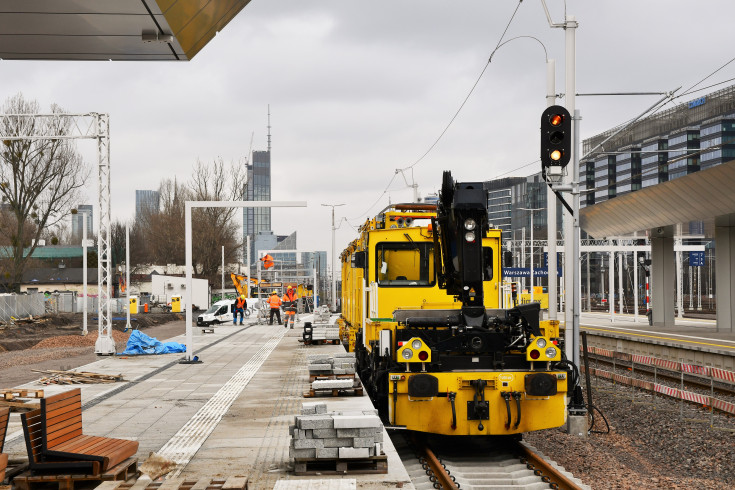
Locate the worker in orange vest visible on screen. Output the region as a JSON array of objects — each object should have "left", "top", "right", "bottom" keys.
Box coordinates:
[
  {"left": 261, "top": 254, "right": 274, "bottom": 269},
  {"left": 233, "top": 294, "right": 247, "bottom": 325},
  {"left": 282, "top": 286, "right": 298, "bottom": 329},
  {"left": 266, "top": 291, "right": 282, "bottom": 325}
]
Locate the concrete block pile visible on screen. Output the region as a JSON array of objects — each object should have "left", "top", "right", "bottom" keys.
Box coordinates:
[
  {"left": 308, "top": 323, "right": 341, "bottom": 341},
  {"left": 313, "top": 305, "right": 331, "bottom": 323},
  {"left": 289, "top": 402, "right": 385, "bottom": 460},
  {"left": 307, "top": 353, "right": 356, "bottom": 376}
]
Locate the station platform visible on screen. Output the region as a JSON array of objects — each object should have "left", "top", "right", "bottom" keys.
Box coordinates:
[
  {"left": 2, "top": 316, "right": 414, "bottom": 489},
  {"left": 576, "top": 311, "right": 735, "bottom": 370}
]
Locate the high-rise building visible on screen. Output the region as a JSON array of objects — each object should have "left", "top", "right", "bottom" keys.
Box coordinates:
[
  {"left": 485, "top": 178, "right": 525, "bottom": 242},
  {"left": 244, "top": 150, "right": 272, "bottom": 263},
  {"left": 582, "top": 84, "right": 735, "bottom": 207},
  {"left": 135, "top": 190, "right": 160, "bottom": 221},
  {"left": 71, "top": 204, "right": 93, "bottom": 241},
  {"left": 301, "top": 251, "right": 327, "bottom": 277}
]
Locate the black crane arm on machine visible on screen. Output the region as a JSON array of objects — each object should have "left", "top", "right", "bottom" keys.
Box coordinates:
[{"left": 432, "top": 171, "right": 541, "bottom": 336}]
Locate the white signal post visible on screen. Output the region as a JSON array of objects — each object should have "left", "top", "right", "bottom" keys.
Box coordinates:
[
  {"left": 183, "top": 201, "right": 307, "bottom": 363},
  {"left": 125, "top": 223, "right": 131, "bottom": 331},
  {"left": 79, "top": 210, "right": 89, "bottom": 336},
  {"left": 546, "top": 58, "right": 558, "bottom": 321},
  {"left": 542, "top": 1, "right": 580, "bottom": 366},
  {"left": 321, "top": 203, "right": 345, "bottom": 311}
]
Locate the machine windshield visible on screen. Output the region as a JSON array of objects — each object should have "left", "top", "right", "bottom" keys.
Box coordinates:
[{"left": 375, "top": 242, "right": 435, "bottom": 286}]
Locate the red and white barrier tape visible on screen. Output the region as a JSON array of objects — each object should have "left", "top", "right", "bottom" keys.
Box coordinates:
[
  {"left": 585, "top": 347, "right": 735, "bottom": 384},
  {"left": 584, "top": 368, "right": 735, "bottom": 416}
]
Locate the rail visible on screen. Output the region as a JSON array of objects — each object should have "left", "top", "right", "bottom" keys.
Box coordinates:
[
  {"left": 513, "top": 441, "right": 584, "bottom": 490},
  {"left": 405, "top": 435, "right": 584, "bottom": 489}
]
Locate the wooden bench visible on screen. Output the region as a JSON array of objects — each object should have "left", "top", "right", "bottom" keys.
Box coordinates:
[
  {"left": 40, "top": 389, "right": 139, "bottom": 473},
  {"left": 21, "top": 408, "right": 101, "bottom": 475},
  {"left": 1, "top": 406, "right": 9, "bottom": 481}
]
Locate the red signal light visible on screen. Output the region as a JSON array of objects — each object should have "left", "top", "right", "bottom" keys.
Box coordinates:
[
  {"left": 530, "top": 349, "right": 540, "bottom": 360},
  {"left": 418, "top": 351, "right": 429, "bottom": 361},
  {"left": 549, "top": 114, "right": 563, "bottom": 126}
]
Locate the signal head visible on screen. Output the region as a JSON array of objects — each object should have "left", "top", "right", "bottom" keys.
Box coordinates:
[{"left": 540, "top": 105, "right": 572, "bottom": 177}]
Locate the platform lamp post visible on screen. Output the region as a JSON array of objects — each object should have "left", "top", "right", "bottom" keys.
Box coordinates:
[
  {"left": 125, "top": 224, "right": 131, "bottom": 331},
  {"left": 71, "top": 209, "right": 91, "bottom": 336},
  {"left": 519, "top": 207, "right": 544, "bottom": 302},
  {"left": 321, "top": 203, "right": 344, "bottom": 311}
]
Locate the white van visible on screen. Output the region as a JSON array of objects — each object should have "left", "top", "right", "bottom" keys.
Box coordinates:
[{"left": 197, "top": 298, "right": 259, "bottom": 326}]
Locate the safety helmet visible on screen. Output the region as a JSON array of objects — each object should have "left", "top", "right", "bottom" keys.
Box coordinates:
[
  {"left": 240, "top": 294, "right": 245, "bottom": 299},
  {"left": 271, "top": 291, "right": 277, "bottom": 295}
]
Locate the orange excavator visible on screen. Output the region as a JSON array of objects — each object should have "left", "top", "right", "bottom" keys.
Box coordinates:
[{"left": 230, "top": 273, "right": 259, "bottom": 298}]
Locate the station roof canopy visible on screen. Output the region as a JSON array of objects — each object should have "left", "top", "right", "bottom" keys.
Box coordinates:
[
  {"left": 579, "top": 159, "right": 735, "bottom": 238},
  {"left": 0, "top": 0, "right": 252, "bottom": 61}
]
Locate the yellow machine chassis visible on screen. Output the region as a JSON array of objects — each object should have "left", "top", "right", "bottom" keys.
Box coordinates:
[{"left": 387, "top": 370, "right": 568, "bottom": 436}]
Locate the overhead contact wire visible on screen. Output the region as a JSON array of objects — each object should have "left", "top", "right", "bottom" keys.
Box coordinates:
[{"left": 351, "top": 1, "right": 525, "bottom": 222}]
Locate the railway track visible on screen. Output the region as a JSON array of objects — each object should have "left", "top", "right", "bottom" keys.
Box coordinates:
[{"left": 393, "top": 433, "right": 589, "bottom": 489}]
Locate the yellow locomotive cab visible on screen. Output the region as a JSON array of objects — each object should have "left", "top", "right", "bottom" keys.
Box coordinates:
[{"left": 339, "top": 172, "right": 577, "bottom": 437}]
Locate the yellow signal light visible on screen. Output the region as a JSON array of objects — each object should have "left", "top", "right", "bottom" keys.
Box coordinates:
[{"left": 550, "top": 149, "right": 563, "bottom": 161}]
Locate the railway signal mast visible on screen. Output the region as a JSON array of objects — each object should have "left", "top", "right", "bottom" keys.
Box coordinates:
[{"left": 540, "top": 1, "right": 586, "bottom": 433}]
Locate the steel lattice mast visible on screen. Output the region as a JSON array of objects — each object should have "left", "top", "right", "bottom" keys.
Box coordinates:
[{"left": 0, "top": 112, "right": 114, "bottom": 354}]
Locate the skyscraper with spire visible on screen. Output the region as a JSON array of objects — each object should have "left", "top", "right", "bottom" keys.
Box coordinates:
[{"left": 243, "top": 109, "right": 272, "bottom": 263}]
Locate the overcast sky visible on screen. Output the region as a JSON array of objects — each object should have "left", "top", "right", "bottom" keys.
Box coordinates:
[{"left": 1, "top": 0, "right": 734, "bottom": 266}]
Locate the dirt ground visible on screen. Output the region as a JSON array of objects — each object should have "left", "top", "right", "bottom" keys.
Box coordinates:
[{"left": 0, "top": 312, "right": 186, "bottom": 388}]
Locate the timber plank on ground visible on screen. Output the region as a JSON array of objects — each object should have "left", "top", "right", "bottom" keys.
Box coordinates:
[
  {"left": 293, "top": 454, "right": 387, "bottom": 475},
  {"left": 12, "top": 457, "right": 138, "bottom": 490}
]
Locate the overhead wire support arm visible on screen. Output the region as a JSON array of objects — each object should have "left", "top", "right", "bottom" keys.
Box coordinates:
[
  {"left": 576, "top": 92, "right": 669, "bottom": 96},
  {"left": 581, "top": 88, "right": 680, "bottom": 161}
]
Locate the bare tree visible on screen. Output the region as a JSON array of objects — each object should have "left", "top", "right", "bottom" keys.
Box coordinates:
[
  {"left": 135, "top": 159, "right": 245, "bottom": 284},
  {"left": 190, "top": 158, "right": 246, "bottom": 281},
  {"left": 0, "top": 94, "right": 90, "bottom": 291},
  {"left": 143, "top": 178, "right": 188, "bottom": 266}
]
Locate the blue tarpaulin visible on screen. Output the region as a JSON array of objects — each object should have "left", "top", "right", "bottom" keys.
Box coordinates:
[{"left": 119, "top": 329, "right": 186, "bottom": 355}]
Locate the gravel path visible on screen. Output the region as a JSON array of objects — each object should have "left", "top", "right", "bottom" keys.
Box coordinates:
[
  {"left": 0, "top": 320, "right": 186, "bottom": 388},
  {"left": 525, "top": 378, "right": 735, "bottom": 489}
]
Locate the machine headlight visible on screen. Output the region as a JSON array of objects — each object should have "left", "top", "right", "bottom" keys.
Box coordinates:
[
  {"left": 402, "top": 349, "right": 413, "bottom": 360},
  {"left": 545, "top": 347, "right": 557, "bottom": 358},
  {"left": 464, "top": 232, "right": 475, "bottom": 242},
  {"left": 464, "top": 219, "right": 476, "bottom": 231},
  {"left": 536, "top": 338, "right": 547, "bottom": 348},
  {"left": 411, "top": 339, "right": 422, "bottom": 350}
]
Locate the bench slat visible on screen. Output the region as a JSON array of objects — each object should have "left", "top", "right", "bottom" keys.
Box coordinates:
[{"left": 39, "top": 389, "right": 139, "bottom": 473}]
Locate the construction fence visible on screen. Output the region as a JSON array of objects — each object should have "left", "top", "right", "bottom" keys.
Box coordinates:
[
  {"left": 583, "top": 345, "right": 735, "bottom": 425},
  {"left": 0, "top": 292, "right": 129, "bottom": 320},
  {"left": 0, "top": 293, "right": 46, "bottom": 321}
]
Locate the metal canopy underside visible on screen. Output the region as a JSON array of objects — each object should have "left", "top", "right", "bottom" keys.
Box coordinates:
[
  {"left": 579, "top": 159, "right": 735, "bottom": 238},
  {"left": 0, "top": 0, "right": 252, "bottom": 61}
]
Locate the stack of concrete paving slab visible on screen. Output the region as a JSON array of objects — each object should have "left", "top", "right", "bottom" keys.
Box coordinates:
[
  {"left": 307, "top": 353, "right": 356, "bottom": 376},
  {"left": 289, "top": 402, "right": 385, "bottom": 460},
  {"left": 305, "top": 322, "right": 341, "bottom": 342}
]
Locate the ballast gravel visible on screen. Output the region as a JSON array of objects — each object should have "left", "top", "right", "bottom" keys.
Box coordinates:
[{"left": 524, "top": 378, "right": 735, "bottom": 489}]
